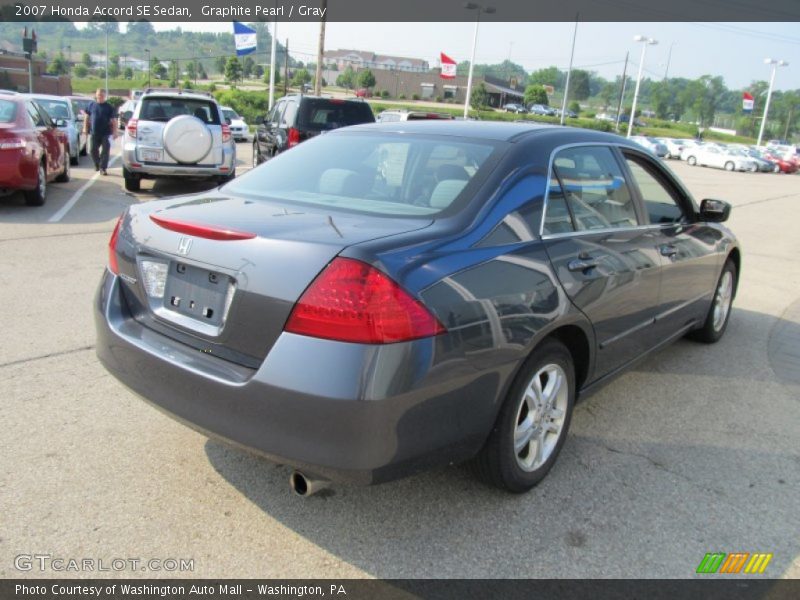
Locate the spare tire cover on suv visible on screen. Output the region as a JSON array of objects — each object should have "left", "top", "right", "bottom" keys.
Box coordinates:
[{"left": 162, "top": 115, "right": 213, "bottom": 164}]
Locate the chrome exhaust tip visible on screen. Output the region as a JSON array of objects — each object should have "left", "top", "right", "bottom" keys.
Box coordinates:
[{"left": 289, "top": 470, "right": 330, "bottom": 497}]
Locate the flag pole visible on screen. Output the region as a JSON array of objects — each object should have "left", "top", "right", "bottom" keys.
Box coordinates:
[{"left": 269, "top": 11, "right": 277, "bottom": 110}]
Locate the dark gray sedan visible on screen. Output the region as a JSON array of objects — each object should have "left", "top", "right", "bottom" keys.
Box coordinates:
[{"left": 95, "top": 122, "right": 740, "bottom": 495}]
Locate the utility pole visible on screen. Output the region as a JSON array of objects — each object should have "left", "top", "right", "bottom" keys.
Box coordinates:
[
  {"left": 268, "top": 17, "right": 277, "bottom": 109},
  {"left": 314, "top": 0, "right": 327, "bottom": 96},
  {"left": 22, "top": 27, "right": 37, "bottom": 93},
  {"left": 560, "top": 14, "right": 578, "bottom": 126},
  {"left": 614, "top": 52, "right": 629, "bottom": 133},
  {"left": 105, "top": 25, "right": 109, "bottom": 95},
  {"left": 284, "top": 39, "right": 289, "bottom": 95}
]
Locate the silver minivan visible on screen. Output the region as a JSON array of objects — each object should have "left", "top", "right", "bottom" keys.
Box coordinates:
[{"left": 121, "top": 90, "right": 236, "bottom": 192}]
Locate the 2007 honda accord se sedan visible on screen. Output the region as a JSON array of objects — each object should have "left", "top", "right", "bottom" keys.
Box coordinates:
[{"left": 95, "top": 122, "right": 740, "bottom": 495}]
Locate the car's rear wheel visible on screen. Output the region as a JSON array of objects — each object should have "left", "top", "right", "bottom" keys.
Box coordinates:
[
  {"left": 473, "top": 338, "right": 575, "bottom": 493},
  {"left": 79, "top": 142, "right": 87, "bottom": 156},
  {"left": 687, "top": 156, "right": 697, "bottom": 166},
  {"left": 24, "top": 161, "right": 46, "bottom": 206},
  {"left": 70, "top": 146, "right": 79, "bottom": 166},
  {"left": 689, "top": 259, "right": 736, "bottom": 344},
  {"left": 56, "top": 150, "right": 70, "bottom": 182},
  {"left": 252, "top": 143, "right": 260, "bottom": 167},
  {"left": 724, "top": 161, "right": 735, "bottom": 171},
  {"left": 773, "top": 164, "right": 781, "bottom": 173},
  {"left": 123, "top": 168, "right": 141, "bottom": 192}
]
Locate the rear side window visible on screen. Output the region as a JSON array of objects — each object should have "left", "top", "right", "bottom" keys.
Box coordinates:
[
  {"left": 26, "top": 102, "right": 45, "bottom": 127},
  {"left": 139, "top": 98, "right": 220, "bottom": 125},
  {"left": 0, "top": 100, "right": 17, "bottom": 123},
  {"left": 545, "top": 146, "right": 638, "bottom": 233},
  {"left": 34, "top": 99, "right": 71, "bottom": 120},
  {"left": 297, "top": 99, "right": 375, "bottom": 130}
]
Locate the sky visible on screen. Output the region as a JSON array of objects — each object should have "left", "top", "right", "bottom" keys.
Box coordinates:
[{"left": 145, "top": 21, "right": 800, "bottom": 91}]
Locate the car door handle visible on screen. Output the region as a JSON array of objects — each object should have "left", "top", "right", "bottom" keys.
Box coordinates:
[
  {"left": 660, "top": 245, "right": 678, "bottom": 257},
  {"left": 568, "top": 258, "right": 599, "bottom": 272}
]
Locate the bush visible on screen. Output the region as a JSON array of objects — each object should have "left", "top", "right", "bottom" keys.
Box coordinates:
[
  {"left": 380, "top": 90, "right": 390, "bottom": 99},
  {"left": 398, "top": 94, "right": 406, "bottom": 100},
  {"left": 583, "top": 111, "right": 596, "bottom": 119},
  {"left": 434, "top": 96, "right": 442, "bottom": 103},
  {"left": 107, "top": 96, "right": 125, "bottom": 110},
  {"left": 412, "top": 93, "right": 420, "bottom": 101},
  {"left": 568, "top": 101, "right": 581, "bottom": 114},
  {"left": 213, "top": 89, "right": 275, "bottom": 124}
]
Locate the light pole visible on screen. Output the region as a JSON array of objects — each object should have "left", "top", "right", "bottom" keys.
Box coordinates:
[
  {"left": 757, "top": 58, "right": 789, "bottom": 147},
  {"left": 627, "top": 35, "right": 658, "bottom": 138},
  {"left": 104, "top": 24, "right": 109, "bottom": 95},
  {"left": 560, "top": 16, "right": 579, "bottom": 125},
  {"left": 145, "top": 48, "right": 151, "bottom": 88},
  {"left": 463, "top": 2, "right": 495, "bottom": 118}
]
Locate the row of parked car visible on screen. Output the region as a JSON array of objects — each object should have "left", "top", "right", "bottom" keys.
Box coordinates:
[
  {"left": 629, "top": 135, "right": 799, "bottom": 174},
  {"left": 503, "top": 103, "right": 578, "bottom": 118},
  {"left": 0, "top": 91, "right": 88, "bottom": 205}
]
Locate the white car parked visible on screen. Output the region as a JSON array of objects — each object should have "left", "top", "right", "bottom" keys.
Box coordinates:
[
  {"left": 656, "top": 138, "right": 686, "bottom": 159},
  {"left": 682, "top": 144, "right": 758, "bottom": 172},
  {"left": 221, "top": 106, "right": 249, "bottom": 142}
]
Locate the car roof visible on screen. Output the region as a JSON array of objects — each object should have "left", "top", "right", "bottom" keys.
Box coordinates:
[
  {"left": 21, "top": 93, "right": 70, "bottom": 101},
  {"left": 141, "top": 91, "right": 217, "bottom": 102},
  {"left": 342, "top": 120, "right": 569, "bottom": 141},
  {"left": 284, "top": 94, "right": 365, "bottom": 104}
]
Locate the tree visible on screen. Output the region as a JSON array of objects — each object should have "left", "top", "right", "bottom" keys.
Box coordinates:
[
  {"left": 569, "top": 69, "right": 591, "bottom": 101},
  {"left": 524, "top": 84, "right": 549, "bottom": 106},
  {"left": 335, "top": 66, "right": 355, "bottom": 89},
  {"left": 254, "top": 64, "right": 264, "bottom": 79},
  {"left": 123, "top": 67, "right": 133, "bottom": 80},
  {"left": 73, "top": 64, "right": 88, "bottom": 78},
  {"left": 47, "top": 53, "right": 69, "bottom": 76},
  {"left": 356, "top": 69, "right": 376, "bottom": 90},
  {"left": 470, "top": 83, "right": 489, "bottom": 109},
  {"left": 108, "top": 54, "right": 121, "bottom": 79},
  {"left": 263, "top": 67, "right": 281, "bottom": 85},
  {"left": 151, "top": 57, "right": 167, "bottom": 80},
  {"left": 242, "top": 57, "right": 255, "bottom": 79},
  {"left": 82, "top": 53, "right": 92, "bottom": 68},
  {"left": 127, "top": 20, "right": 155, "bottom": 39},
  {"left": 568, "top": 101, "right": 581, "bottom": 114},
  {"left": 529, "top": 66, "right": 564, "bottom": 90},
  {"left": 215, "top": 56, "right": 227, "bottom": 75},
  {"left": 185, "top": 61, "right": 197, "bottom": 81},
  {"left": 291, "top": 68, "right": 312, "bottom": 87},
  {"left": 224, "top": 57, "right": 242, "bottom": 83},
  {"left": 599, "top": 82, "right": 617, "bottom": 111}
]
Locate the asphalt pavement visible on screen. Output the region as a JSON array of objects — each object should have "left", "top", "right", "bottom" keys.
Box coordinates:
[{"left": 0, "top": 141, "right": 798, "bottom": 579}]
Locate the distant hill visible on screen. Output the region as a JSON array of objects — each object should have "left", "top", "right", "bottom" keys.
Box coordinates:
[{"left": 0, "top": 21, "right": 295, "bottom": 75}]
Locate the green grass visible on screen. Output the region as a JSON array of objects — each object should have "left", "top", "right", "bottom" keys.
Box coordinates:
[{"left": 71, "top": 77, "right": 171, "bottom": 95}]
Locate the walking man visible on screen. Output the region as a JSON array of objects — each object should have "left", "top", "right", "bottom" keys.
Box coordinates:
[{"left": 83, "top": 88, "right": 116, "bottom": 175}]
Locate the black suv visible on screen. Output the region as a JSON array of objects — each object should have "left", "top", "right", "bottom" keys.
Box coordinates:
[{"left": 252, "top": 95, "right": 375, "bottom": 166}]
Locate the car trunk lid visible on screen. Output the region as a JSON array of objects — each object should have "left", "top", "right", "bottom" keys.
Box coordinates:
[{"left": 114, "top": 193, "right": 432, "bottom": 366}]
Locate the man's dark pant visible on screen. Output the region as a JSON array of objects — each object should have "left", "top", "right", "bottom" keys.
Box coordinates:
[{"left": 90, "top": 134, "right": 110, "bottom": 170}]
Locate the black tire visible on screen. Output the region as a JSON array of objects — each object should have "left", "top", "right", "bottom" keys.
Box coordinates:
[
  {"left": 252, "top": 143, "right": 261, "bottom": 167},
  {"left": 69, "top": 149, "right": 79, "bottom": 166},
  {"left": 24, "top": 161, "right": 46, "bottom": 206},
  {"left": 79, "top": 142, "right": 88, "bottom": 157},
  {"left": 123, "top": 168, "right": 141, "bottom": 192},
  {"left": 724, "top": 161, "right": 735, "bottom": 172},
  {"left": 688, "top": 259, "right": 737, "bottom": 344},
  {"left": 473, "top": 338, "right": 576, "bottom": 493},
  {"left": 56, "top": 151, "right": 70, "bottom": 183}
]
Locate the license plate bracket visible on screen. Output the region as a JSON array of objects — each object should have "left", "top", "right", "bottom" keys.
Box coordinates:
[
  {"left": 163, "top": 262, "right": 232, "bottom": 327},
  {"left": 142, "top": 149, "right": 161, "bottom": 162}
]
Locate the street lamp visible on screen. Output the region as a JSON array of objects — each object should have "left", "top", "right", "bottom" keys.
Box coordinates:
[
  {"left": 145, "top": 48, "right": 151, "bottom": 88},
  {"left": 757, "top": 58, "right": 789, "bottom": 147},
  {"left": 463, "top": 2, "right": 496, "bottom": 118},
  {"left": 627, "top": 35, "right": 658, "bottom": 138}
]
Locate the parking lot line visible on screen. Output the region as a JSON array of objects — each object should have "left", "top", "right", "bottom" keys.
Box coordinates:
[{"left": 48, "top": 154, "right": 120, "bottom": 223}]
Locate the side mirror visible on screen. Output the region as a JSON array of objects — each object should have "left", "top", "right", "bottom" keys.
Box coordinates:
[
  {"left": 255, "top": 116, "right": 264, "bottom": 125},
  {"left": 76, "top": 114, "right": 84, "bottom": 122},
  {"left": 120, "top": 110, "right": 133, "bottom": 125},
  {"left": 53, "top": 118, "right": 67, "bottom": 128},
  {"left": 699, "top": 198, "right": 731, "bottom": 223}
]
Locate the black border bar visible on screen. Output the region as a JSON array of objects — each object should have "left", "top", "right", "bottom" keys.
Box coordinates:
[{"left": 2, "top": 0, "right": 800, "bottom": 22}]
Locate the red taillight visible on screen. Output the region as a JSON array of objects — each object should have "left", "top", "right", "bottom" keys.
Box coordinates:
[
  {"left": 108, "top": 214, "right": 123, "bottom": 274},
  {"left": 287, "top": 127, "right": 301, "bottom": 148},
  {"left": 221, "top": 123, "right": 231, "bottom": 143},
  {"left": 285, "top": 257, "right": 446, "bottom": 344},
  {"left": 149, "top": 214, "right": 256, "bottom": 241},
  {"left": 126, "top": 118, "right": 138, "bottom": 137}
]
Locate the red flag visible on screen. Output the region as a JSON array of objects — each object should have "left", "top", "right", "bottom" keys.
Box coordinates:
[{"left": 440, "top": 52, "right": 457, "bottom": 79}]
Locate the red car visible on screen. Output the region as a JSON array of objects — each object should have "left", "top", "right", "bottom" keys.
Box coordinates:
[
  {"left": 0, "top": 93, "right": 70, "bottom": 206},
  {"left": 763, "top": 151, "right": 799, "bottom": 174}
]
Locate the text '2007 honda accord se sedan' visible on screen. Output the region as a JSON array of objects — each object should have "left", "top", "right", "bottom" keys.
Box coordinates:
[{"left": 95, "top": 122, "right": 740, "bottom": 495}]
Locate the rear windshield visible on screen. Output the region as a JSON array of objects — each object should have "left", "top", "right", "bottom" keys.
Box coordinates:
[
  {"left": 139, "top": 98, "right": 220, "bottom": 124},
  {"left": 222, "top": 109, "right": 240, "bottom": 120},
  {"left": 34, "top": 99, "right": 71, "bottom": 120},
  {"left": 0, "top": 99, "right": 17, "bottom": 123},
  {"left": 225, "top": 132, "right": 498, "bottom": 217},
  {"left": 71, "top": 98, "right": 92, "bottom": 115},
  {"left": 296, "top": 99, "right": 375, "bottom": 131}
]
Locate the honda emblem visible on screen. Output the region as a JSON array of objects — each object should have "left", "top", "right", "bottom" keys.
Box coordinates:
[{"left": 177, "top": 237, "right": 193, "bottom": 256}]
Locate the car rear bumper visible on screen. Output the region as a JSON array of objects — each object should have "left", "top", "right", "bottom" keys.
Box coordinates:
[
  {"left": 122, "top": 142, "right": 235, "bottom": 177},
  {"left": 94, "top": 271, "right": 504, "bottom": 485}
]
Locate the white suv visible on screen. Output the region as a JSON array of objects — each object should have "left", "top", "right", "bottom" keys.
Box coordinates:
[{"left": 121, "top": 90, "right": 236, "bottom": 192}]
